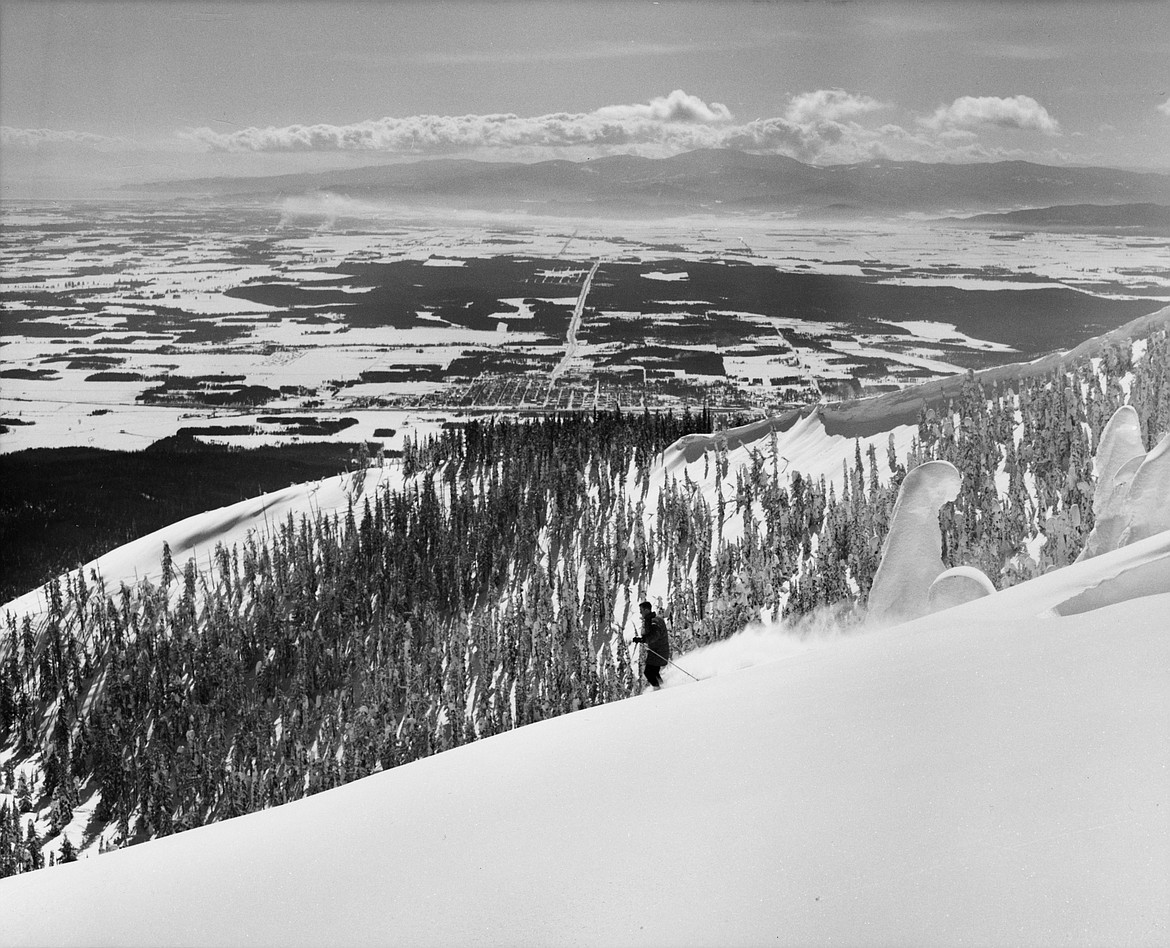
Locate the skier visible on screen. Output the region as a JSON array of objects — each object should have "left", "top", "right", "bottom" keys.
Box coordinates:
[{"left": 632, "top": 600, "right": 671, "bottom": 689}]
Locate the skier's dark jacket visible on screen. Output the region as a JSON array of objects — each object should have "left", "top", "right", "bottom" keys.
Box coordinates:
[{"left": 641, "top": 612, "right": 671, "bottom": 667}]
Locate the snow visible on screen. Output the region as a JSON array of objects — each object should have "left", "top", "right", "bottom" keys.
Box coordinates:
[
  {"left": 1080, "top": 407, "right": 1147, "bottom": 560},
  {"left": 884, "top": 319, "right": 1017, "bottom": 352},
  {"left": 4, "top": 287, "right": 1170, "bottom": 943},
  {"left": 1119, "top": 432, "right": 1170, "bottom": 547},
  {"left": 1, "top": 465, "right": 402, "bottom": 626},
  {"left": 871, "top": 460, "right": 998, "bottom": 621},
  {"left": 1080, "top": 406, "right": 1170, "bottom": 560},
  {"left": 1092, "top": 405, "right": 1146, "bottom": 506},
  {"left": 2, "top": 529, "right": 1167, "bottom": 947},
  {"left": 7, "top": 203, "right": 1164, "bottom": 458},
  {"left": 662, "top": 409, "right": 918, "bottom": 493},
  {"left": 873, "top": 275, "right": 1069, "bottom": 291},
  {"left": 2, "top": 359, "right": 1169, "bottom": 945},
  {"left": 722, "top": 353, "right": 805, "bottom": 385},
  {"left": 866, "top": 460, "right": 961, "bottom": 625},
  {"left": 927, "top": 564, "right": 996, "bottom": 611},
  {"left": 830, "top": 337, "right": 963, "bottom": 376}
]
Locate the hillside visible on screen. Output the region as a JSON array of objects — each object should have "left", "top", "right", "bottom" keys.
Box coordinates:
[
  {"left": 2, "top": 529, "right": 1167, "bottom": 946},
  {"left": 815, "top": 302, "right": 1170, "bottom": 434},
  {"left": 131, "top": 149, "right": 1170, "bottom": 217},
  {"left": 944, "top": 201, "right": 1170, "bottom": 233},
  {"left": 0, "top": 442, "right": 369, "bottom": 605}
]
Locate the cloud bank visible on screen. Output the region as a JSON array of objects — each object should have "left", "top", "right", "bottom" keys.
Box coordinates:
[
  {"left": 175, "top": 90, "right": 737, "bottom": 155},
  {"left": 0, "top": 126, "right": 139, "bottom": 152},
  {"left": 4, "top": 90, "right": 1067, "bottom": 171},
  {"left": 921, "top": 95, "right": 1061, "bottom": 134},
  {"left": 1158, "top": 97, "right": 1170, "bottom": 118},
  {"left": 171, "top": 89, "right": 1060, "bottom": 165},
  {"left": 783, "top": 89, "right": 888, "bottom": 124}
]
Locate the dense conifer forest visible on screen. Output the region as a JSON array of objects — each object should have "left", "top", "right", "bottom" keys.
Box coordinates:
[
  {"left": 0, "top": 441, "right": 368, "bottom": 604},
  {"left": 1, "top": 329, "right": 1167, "bottom": 875}
]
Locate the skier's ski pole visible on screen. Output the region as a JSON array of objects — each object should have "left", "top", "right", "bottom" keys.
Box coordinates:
[
  {"left": 632, "top": 637, "right": 701, "bottom": 683},
  {"left": 648, "top": 647, "right": 700, "bottom": 682}
]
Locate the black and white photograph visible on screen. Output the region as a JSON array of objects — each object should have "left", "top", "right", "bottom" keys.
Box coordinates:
[{"left": 1, "top": 0, "right": 1168, "bottom": 943}]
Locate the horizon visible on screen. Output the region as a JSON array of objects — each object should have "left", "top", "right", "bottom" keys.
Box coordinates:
[
  {"left": 93, "top": 147, "right": 1170, "bottom": 183},
  {"left": 3, "top": 0, "right": 1169, "bottom": 200},
  {"left": 5, "top": 147, "right": 1170, "bottom": 208}
]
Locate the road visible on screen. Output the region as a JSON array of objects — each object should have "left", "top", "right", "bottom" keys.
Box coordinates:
[{"left": 549, "top": 259, "right": 600, "bottom": 382}]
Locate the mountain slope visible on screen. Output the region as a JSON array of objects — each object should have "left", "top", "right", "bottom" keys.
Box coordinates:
[
  {"left": 946, "top": 202, "right": 1170, "bottom": 232},
  {"left": 3, "top": 530, "right": 1168, "bottom": 947},
  {"left": 0, "top": 464, "right": 399, "bottom": 625},
  {"left": 2, "top": 310, "right": 1167, "bottom": 940},
  {"left": 1, "top": 312, "right": 1166, "bottom": 881},
  {"left": 133, "top": 149, "right": 1170, "bottom": 216},
  {"left": 10, "top": 305, "right": 1159, "bottom": 628}
]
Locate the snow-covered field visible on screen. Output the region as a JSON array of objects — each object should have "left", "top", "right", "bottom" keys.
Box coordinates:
[
  {"left": 3, "top": 203, "right": 1166, "bottom": 455},
  {"left": 3, "top": 527, "right": 1166, "bottom": 947},
  {"left": 266, "top": 201, "right": 1170, "bottom": 294}
]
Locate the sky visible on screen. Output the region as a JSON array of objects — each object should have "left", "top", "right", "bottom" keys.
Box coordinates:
[{"left": 1, "top": 0, "right": 1169, "bottom": 198}]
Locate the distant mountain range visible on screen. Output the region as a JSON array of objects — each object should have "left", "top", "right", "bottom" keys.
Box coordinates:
[
  {"left": 943, "top": 202, "right": 1170, "bottom": 233},
  {"left": 134, "top": 148, "right": 1170, "bottom": 218}
]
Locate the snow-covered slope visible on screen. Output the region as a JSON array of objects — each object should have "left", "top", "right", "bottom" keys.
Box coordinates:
[
  {"left": 0, "top": 410, "right": 912, "bottom": 621},
  {"left": 4, "top": 530, "right": 1167, "bottom": 947},
  {"left": 0, "top": 465, "right": 399, "bottom": 623},
  {"left": 662, "top": 407, "right": 916, "bottom": 487}
]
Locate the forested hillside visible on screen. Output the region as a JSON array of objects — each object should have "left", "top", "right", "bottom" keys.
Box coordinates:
[
  {"left": 0, "top": 442, "right": 365, "bottom": 605},
  {"left": 1, "top": 327, "right": 1168, "bottom": 877}
]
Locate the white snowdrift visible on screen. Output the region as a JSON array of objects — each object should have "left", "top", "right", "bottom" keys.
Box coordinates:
[
  {"left": 1092, "top": 405, "right": 1145, "bottom": 508},
  {"left": 1079, "top": 406, "right": 1170, "bottom": 560},
  {"left": 866, "top": 459, "right": 961, "bottom": 625},
  {"left": 4, "top": 531, "right": 1167, "bottom": 948},
  {"left": 1120, "top": 433, "right": 1170, "bottom": 546},
  {"left": 662, "top": 409, "right": 917, "bottom": 489},
  {"left": 927, "top": 564, "right": 997, "bottom": 612}
]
